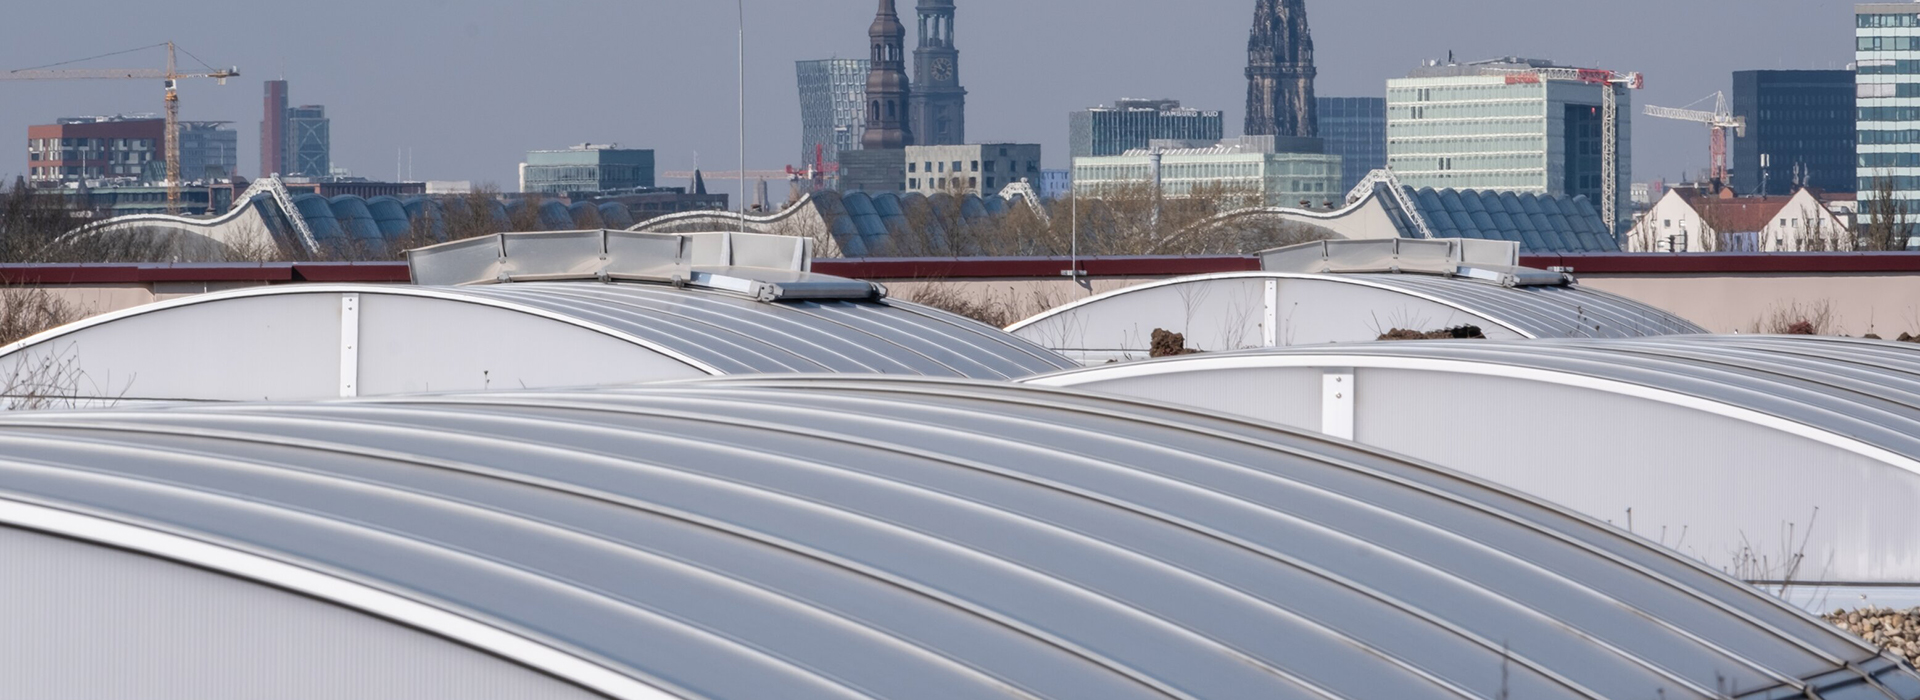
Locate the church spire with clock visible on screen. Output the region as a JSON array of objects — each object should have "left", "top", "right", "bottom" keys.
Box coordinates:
[{"left": 908, "top": 0, "right": 966, "bottom": 146}]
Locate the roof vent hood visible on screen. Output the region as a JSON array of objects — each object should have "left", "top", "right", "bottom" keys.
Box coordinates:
[{"left": 406, "top": 230, "right": 884, "bottom": 302}]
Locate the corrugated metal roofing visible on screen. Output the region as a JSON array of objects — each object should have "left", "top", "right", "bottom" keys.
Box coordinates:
[
  {"left": 1008, "top": 271, "right": 1706, "bottom": 342},
  {"left": 0, "top": 282, "right": 1074, "bottom": 382},
  {"left": 0, "top": 376, "right": 1908, "bottom": 699}
]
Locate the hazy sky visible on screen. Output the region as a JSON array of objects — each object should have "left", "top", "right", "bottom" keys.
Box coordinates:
[{"left": 2, "top": 0, "right": 1856, "bottom": 201}]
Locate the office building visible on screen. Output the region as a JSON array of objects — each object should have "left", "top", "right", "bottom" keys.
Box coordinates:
[
  {"left": 1857, "top": 4, "right": 1920, "bottom": 221},
  {"left": 797, "top": 58, "right": 869, "bottom": 168},
  {"left": 177, "top": 122, "right": 238, "bottom": 182},
  {"left": 1072, "top": 137, "right": 1342, "bottom": 209},
  {"left": 902, "top": 143, "right": 1040, "bottom": 195},
  {"left": 1039, "top": 169, "right": 1071, "bottom": 201},
  {"left": 26, "top": 116, "right": 163, "bottom": 185},
  {"left": 519, "top": 145, "right": 656, "bottom": 195},
  {"left": 1731, "top": 70, "right": 1855, "bottom": 196},
  {"left": 286, "top": 105, "right": 331, "bottom": 178},
  {"left": 261, "top": 80, "right": 288, "bottom": 177},
  {"left": 1387, "top": 57, "right": 1634, "bottom": 236},
  {"left": 841, "top": 0, "right": 913, "bottom": 193},
  {"left": 1245, "top": 0, "right": 1318, "bottom": 138},
  {"left": 1069, "top": 99, "right": 1225, "bottom": 159},
  {"left": 908, "top": 0, "right": 967, "bottom": 146},
  {"left": 1317, "top": 97, "right": 1386, "bottom": 192}
]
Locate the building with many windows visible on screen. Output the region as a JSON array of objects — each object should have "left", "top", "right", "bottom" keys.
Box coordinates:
[
  {"left": 796, "top": 58, "right": 869, "bottom": 170},
  {"left": 903, "top": 143, "right": 1040, "bottom": 195},
  {"left": 285, "top": 105, "right": 331, "bottom": 178},
  {"left": 1857, "top": 4, "right": 1920, "bottom": 228},
  {"left": 1068, "top": 99, "right": 1224, "bottom": 159},
  {"left": 1072, "top": 137, "right": 1342, "bottom": 209},
  {"left": 1387, "top": 57, "right": 1633, "bottom": 238},
  {"left": 519, "top": 145, "right": 656, "bottom": 196},
  {"left": 1316, "top": 97, "right": 1386, "bottom": 192},
  {"left": 1732, "top": 70, "right": 1855, "bottom": 196},
  {"left": 26, "top": 116, "right": 236, "bottom": 186},
  {"left": 177, "top": 122, "right": 238, "bottom": 182}
]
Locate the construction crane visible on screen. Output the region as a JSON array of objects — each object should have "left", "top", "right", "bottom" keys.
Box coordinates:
[
  {"left": 1644, "top": 92, "right": 1746, "bottom": 186},
  {"left": 1474, "top": 64, "right": 1645, "bottom": 236},
  {"left": 1, "top": 42, "right": 239, "bottom": 213}
]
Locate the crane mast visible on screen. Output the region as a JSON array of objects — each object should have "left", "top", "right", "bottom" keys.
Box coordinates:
[
  {"left": 1, "top": 42, "right": 238, "bottom": 214},
  {"left": 1644, "top": 92, "right": 1746, "bottom": 186}
]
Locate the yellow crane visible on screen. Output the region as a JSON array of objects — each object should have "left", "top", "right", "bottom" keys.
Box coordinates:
[{"left": 1, "top": 42, "right": 239, "bottom": 213}]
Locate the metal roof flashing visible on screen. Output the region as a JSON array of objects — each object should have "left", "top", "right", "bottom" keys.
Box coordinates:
[
  {"left": 1262, "top": 238, "right": 1574, "bottom": 288},
  {"left": 406, "top": 229, "right": 884, "bottom": 302}
]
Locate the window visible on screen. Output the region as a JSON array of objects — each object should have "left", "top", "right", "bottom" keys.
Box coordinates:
[
  {"left": 985, "top": 177, "right": 996, "bottom": 189},
  {"left": 968, "top": 177, "right": 977, "bottom": 188},
  {"left": 984, "top": 160, "right": 996, "bottom": 173},
  {"left": 1663, "top": 219, "right": 1671, "bottom": 228},
  {"left": 951, "top": 161, "right": 962, "bottom": 172},
  {"left": 910, "top": 178, "right": 920, "bottom": 189},
  {"left": 970, "top": 161, "right": 979, "bottom": 172},
  {"left": 908, "top": 162, "right": 917, "bottom": 173}
]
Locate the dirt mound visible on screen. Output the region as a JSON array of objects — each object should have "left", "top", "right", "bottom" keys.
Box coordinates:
[
  {"left": 1150, "top": 329, "right": 1201, "bottom": 358},
  {"left": 1377, "top": 325, "right": 1487, "bottom": 342}
]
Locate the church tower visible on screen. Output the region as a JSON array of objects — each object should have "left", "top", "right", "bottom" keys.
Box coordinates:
[
  {"left": 861, "top": 0, "right": 913, "bottom": 150},
  {"left": 908, "top": 0, "right": 966, "bottom": 146},
  {"left": 1244, "top": 0, "right": 1318, "bottom": 138}
]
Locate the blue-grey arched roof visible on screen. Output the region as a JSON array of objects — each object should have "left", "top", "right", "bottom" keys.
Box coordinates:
[{"left": 0, "top": 377, "right": 1906, "bottom": 699}]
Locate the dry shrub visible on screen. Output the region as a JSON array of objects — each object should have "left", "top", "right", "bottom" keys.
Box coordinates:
[
  {"left": 1751, "top": 300, "right": 1840, "bottom": 336},
  {"left": 0, "top": 286, "right": 81, "bottom": 346},
  {"left": 899, "top": 283, "right": 1024, "bottom": 328},
  {"left": 1378, "top": 325, "right": 1487, "bottom": 341}
]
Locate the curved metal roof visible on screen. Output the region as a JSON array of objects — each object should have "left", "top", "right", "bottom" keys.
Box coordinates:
[
  {"left": 0, "top": 377, "right": 1905, "bottom": 699},
  {"left": 1038, "top": 334, "right": 1920, "bottom": 466},
  {"left": 1008, "top": 271, "right": 1707, "bottom": 342},
  {"left": 0, "top": 282, "right": 1072, "bottom": 383}
]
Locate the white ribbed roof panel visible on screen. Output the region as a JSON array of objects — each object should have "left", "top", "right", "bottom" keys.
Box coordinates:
[
  {"left": 0, "top": 378, "right": 1908, "bottom": 699},
  {"left": 0, "top": 283, "right": 1073, "bottom": 404},
  {"left": 1007, "top": 272, "right": 1704, "bottom": 364},
  {"left": 1028, "top": 336, "right": 1920, "bottom": 586}
]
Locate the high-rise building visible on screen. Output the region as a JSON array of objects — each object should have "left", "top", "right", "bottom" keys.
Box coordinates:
[
  {"left": 1856, "top": 4, "right": 1920, "bottom": 222},
  {"left": 25, "top": 116, "right": 163, "bottom": 185},
  {"left": 178, "top": 122, "right": 238, "bottom": 182},
  {"left": 902, "top": 143, "right": 1040, "bottom": 195},
  {"left": 518, "top": 144, "right": 656, "bottom": 195},
  {"left": 1731, "top": 71, "right": 1855, "bottom": 196},
  {"left": 1387, "top": 58, "right": 1633, "bottom": 236},
  {"left": 1244, "top": 0, "right": 1318, "bottom": 138},
  {"left": 796, "top": 59, "right": 869, "bottom": 169},
  {"left": 285, "top": 105, "right": 331, "bottom": 178},
  {"left": 841, "top": 0, "right": 913, "bottom": 193},
  {"left": 1068, "top": 99, "right": 1225, "bottom": 159},
  {"left": 260, "top": 80, "right": 288, "bottom": 177},
  {"left": 1316, "top": 97, "right": 1386, "bottom": 192},
  {"left": 908, "top": 0, "right": 966, "bottom": 146}
]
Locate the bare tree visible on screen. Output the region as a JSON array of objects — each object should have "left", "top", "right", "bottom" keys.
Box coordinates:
[{"left": 1859, "top": 175, "right": 1915, "bottom": 252}]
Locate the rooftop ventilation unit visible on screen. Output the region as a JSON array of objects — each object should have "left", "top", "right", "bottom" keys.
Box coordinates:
[
  {"left": 406, "top": 229, "right": 884, "bottom": 302},
  {"left": 1259, "top": 238, "right": 1571, "bottom": 287}
]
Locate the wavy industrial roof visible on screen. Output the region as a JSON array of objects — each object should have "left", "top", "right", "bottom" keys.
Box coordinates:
[
  {"left": 0, "top": 377, "right": 1908, "bottom": 699},
  {"left": 0, "top": 281, "right": 1071, "bottom": 404},
  {"left": 1026, "top": 335, "right": 1920, "bottom": 585}
]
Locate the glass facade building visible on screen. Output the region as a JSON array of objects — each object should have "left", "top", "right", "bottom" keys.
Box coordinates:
[
  {"left": 1857, "top": 4, "right": 1920, "bottom": 220},
  {"left": 1316, "top": 96, "right": 1386, "bottom": 192},
  {"left": 520, "top": 145, "right": 656, "bottom": 195},
  {"left": 1387, "top": 68, "right": 1631, "bottom": 236},
  {"left": 1731, "top": 70, "right": 1855, "bottom": 196},
  {"left": 796, "top": 59, "right": 870, "bottom": 169},
  {"left": 1068, "top": 99, "right": 1224, "bottom": 159},
  {"left": 286, "top": 105, "right": 331, "bottom": 178},
  {"left": 1072, "top": 145, "right": 1342, "bottom": 209},
  {"left": 178, "top": 122, "right": 238, "bottom": 182}
]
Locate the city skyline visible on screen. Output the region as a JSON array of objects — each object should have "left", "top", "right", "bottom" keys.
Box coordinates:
[{"left": 1, "top": 0, "right": 1858, "bottom": 200}]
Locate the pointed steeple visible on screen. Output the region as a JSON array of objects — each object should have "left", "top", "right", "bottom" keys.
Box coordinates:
[
  {"left": 862, "top": 0, "right": 913, "bottom": 150},
  {"left": 1245, "top": 0, "right": 1318, "bottom": 138},
  {"left": 690, "top": 169, "right": 708, "bottom": 196}
]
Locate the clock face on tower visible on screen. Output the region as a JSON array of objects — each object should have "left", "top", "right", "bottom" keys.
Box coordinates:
[{"left": 931, "top": 57, "right": 954, "bottom": 82}]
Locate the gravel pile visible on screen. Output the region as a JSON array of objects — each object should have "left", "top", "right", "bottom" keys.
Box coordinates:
[{"left": 1826, "top": 607, "right": 1920, "bottom": 667}]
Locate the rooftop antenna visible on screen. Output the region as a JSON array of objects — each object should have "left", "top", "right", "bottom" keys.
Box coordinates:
[{"left": 736, "top": 0, "right": 747, "bottom": 248}]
